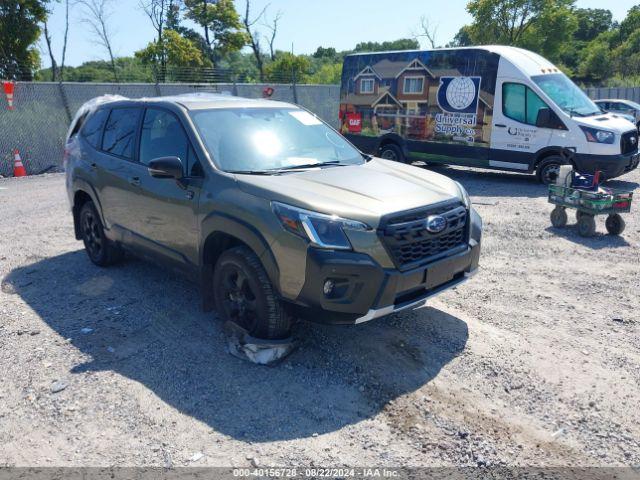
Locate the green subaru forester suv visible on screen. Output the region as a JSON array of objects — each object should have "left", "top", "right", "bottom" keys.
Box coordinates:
[{"left": 65, "top": 94, "right": 481, "bottom": 339}]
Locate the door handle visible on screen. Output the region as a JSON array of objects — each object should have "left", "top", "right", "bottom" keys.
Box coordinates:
[
  {"left": 129, "top": 177, "right": 141, "bottom": 187},
  {"left": 90, "top": 163, "right": 98, "bottom": 171},
  {"left": 185, "top": 190, "right": 195, "bottom": 200},
  {"left": 495, "top": 124, "right": 507, "bottom": 128}
]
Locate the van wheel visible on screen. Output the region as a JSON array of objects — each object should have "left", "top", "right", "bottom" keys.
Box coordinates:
[
  {"left": 80, "top": 201, "right": 123, "bottom": 267},
  {"left": 536, "top": 156, "right": 566, "bottom": 185},
  {"left": 379, "top": 144, "right": 406, "bottom": 163},
  {"left": 213, "top": 246, "right": 291, "bottom": 340}
]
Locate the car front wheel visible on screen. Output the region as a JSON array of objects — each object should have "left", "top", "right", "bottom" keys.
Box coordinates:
[{"left": 213, "top": 246, "right": 291, "bottom": 340}]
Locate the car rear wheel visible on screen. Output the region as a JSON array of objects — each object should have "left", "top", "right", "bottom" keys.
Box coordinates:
[
  {"left": 213, "top": 246, "right": 291, "bottom": 340},
  {"left": 80, "top": 201, "right": 123, "bottom": 266},
  {"left": 379, "top": 143, "right": 406, "bottom": 163}
]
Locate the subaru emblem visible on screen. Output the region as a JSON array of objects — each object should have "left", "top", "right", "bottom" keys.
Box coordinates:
[{"left": 426, "top": 215, "right": 447, "bottom": 233}]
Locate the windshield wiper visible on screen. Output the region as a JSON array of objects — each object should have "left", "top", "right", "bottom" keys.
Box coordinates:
[
  {"left": 226, "top": 169, "right": 282, "bottom": 175},
  {"left": 271, "top": 160, "right": 346, "bottom": 171}
]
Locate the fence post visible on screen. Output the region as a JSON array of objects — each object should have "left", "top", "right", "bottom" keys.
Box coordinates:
[{"left": 58, "top": 82, "right": 73, "bottom": 124}]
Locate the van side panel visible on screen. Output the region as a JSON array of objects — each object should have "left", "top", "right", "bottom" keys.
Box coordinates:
[{"left": 340, "top": 49, "right": 500, "bottom": 166}]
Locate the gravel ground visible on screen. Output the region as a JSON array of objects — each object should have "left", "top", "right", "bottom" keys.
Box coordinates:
[{"left": 0, "top": 168, "right": 639, "bottom": 468}]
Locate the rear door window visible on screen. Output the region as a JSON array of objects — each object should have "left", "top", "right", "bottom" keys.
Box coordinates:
[
  {"left": 102, "top": 108, "right": 141, "bottom": 159},
  {"left": 81, "top": 109, "right": 109, "bottom": 148}
]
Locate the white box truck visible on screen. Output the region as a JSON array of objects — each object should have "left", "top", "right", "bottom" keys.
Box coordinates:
[{"left": 339, "top": 46, "right": 640, "bottom": 184}]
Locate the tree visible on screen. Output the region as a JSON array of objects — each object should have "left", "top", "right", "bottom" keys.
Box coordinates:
[
  {"left": 307, "top": 62, "right": 342, "bottom": 84},
  {"left": 466, "top": 0, "right": 573, "bottom": 44},
  {"left": 573, "top": 8, "right": 612, "bottom": 43},
  {"left": 263, "top": 9, "right": 283, "bottom": 61},
  {"left": 620, "top": 5, "right": 640, "bottom": 39},
  {"left": 139, "top": 0, "right": 180, "bottom": 76},
  {"left": 183, "top": 0, "right": 247, "bottom": 64},
  {"left": 42, "top": 16, "right": 58, "bottom": 80},
  {"left": 448, "top": 26, "right": 473, "bottom": 47},
  {"left": 464, "top": 0, "right": 576, "bottom": 62},
  {"left": 265, "top": 52, "right": 310, "bottom": 83},
  {"left": 242, "top": 0, "right": 268, "bottom": 81},
  {"left": 579, "top": 39, "right": 612, "bottom": 81},
  {"left": 0, "top": 0, "right": 48, "bottom": 80},
  {"left": 78, "top": 0, "right": 119, "bottom": 81},
  {"left": 135, "top": 29, "right": 211, "bottom": 78},
  {"left": 352, "top": 39, "right": 419, "bottom": 53},
  {"left": 415, "top": 15, "right": 439, "bottom": 49}
]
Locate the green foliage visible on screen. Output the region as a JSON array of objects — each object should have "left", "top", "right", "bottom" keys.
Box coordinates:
[
  {"left": 183, "top": 0, "right": 247, "bottom": 62},
  {"left": 135, "top": 30, "right": 212, "bottom": 69},
  {"left": 265, "top": 52, "right": 311, "bottom": 83},
  {"left": 578, "top": 39, "right": 612, "bottom": 81},
  {"left": 306, "top": 62, "right": 342, "bottom": 85},
  {"left": 352, "top": 39, "right": 419, "bottom": 53},
  {"left": 574, "top": 8, "right": 613, "bottom": 42},
  {"left": 465, "top": 0, "right": 576, "bottom": 63},
  {"left": 0, "top": 0, "right": 47, "bottom": 80}
]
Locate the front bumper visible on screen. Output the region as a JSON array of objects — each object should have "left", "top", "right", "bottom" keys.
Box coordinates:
[
  {"left": 574, "top": 151, "right": 640, "bottom": 179},
  {"left": 293, "top": 239, "right": 480, "bottom": 324}
]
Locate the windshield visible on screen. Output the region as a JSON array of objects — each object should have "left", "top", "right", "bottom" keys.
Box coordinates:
[
  {"left": 532, "top": 73, "right": 601, "bottom": 117},
  {"left": 190, "top": 108, "right": 363, "bottom": 173}
]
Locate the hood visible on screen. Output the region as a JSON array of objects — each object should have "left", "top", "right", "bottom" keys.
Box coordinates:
[
  {"left": 234, "top": 158, "right": 461, "bottom": 227},
  {"left": 573, "top": 113, "right": 636, "bottom": 133}
]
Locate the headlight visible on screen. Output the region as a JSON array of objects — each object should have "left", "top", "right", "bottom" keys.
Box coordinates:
[
  {"left": 580, "top": 126, "right": 615, "bottom": 144},
  {"left": 455, "top": 181, "right": 470, "bottom": 208},
  {"left": 271, "top": 201, "right": 370, "bottom": 250}
]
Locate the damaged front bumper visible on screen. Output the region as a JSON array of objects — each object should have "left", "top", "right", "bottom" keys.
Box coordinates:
[{"left": 293, "top": 239, "right": 481, "bottom": 325}]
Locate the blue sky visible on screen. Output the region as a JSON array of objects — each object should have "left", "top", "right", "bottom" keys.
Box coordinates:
[{"left": 40, "top": 0, "right": 640, "bottom": 68}]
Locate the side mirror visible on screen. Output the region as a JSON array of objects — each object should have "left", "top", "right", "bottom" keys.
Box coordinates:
[
  {"left": 148, "top": 156, "right": 184, "bottom": 180},
  {"left": 536, "top": 107, "right": 564, "bottom": 130}
]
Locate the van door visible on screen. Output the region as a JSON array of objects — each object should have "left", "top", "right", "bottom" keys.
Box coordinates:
[
  {"left": 127, "top": 107, "right": 202, "bottom": 269},
  {"left": 490, "top": 80, "right": 553, "bottom": 171}
]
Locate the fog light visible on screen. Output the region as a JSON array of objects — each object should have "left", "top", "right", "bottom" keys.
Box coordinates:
[{"left": 323, "top": 279, "right": 335, "bottom": 296}]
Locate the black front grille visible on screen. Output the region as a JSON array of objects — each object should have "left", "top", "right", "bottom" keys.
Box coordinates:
[
  {"left": 380, "top": 203, "right": 468, "bottom": 270},
  {"left": 621, "top": 130, "right": 638, "bottom": 155}
]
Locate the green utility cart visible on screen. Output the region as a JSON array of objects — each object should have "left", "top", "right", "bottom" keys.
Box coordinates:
[{"left": 548, "top": 184, "right": 633, "bottom": 237}]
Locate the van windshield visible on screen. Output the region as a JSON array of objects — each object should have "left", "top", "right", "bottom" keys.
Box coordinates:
[
  {"left": 190, "top": 108, "right": 363, "bottom": 174},
  {"left": 532, "top": 73, "right": 601, "bottom": 117}
]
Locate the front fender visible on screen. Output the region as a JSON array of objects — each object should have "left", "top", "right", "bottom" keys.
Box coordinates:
[{"left": 199, "top": 211, "right": 281, "bottom": 311}]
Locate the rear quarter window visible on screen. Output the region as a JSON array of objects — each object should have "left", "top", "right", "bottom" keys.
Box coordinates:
[{"left": 81, "top": 109, "right": 109, "bottom": 148}]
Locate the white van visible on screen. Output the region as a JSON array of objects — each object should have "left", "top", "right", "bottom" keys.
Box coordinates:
[{"left": 339, "top": 46, "right": 640, "bottom": 183}]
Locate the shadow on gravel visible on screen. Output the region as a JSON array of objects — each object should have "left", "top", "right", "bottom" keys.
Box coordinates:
[
  {"left": 5, "top": 250, "right": 468, "bottom": 442},
  {"left": 545, "top": 226, "right": 631, "bottom": 249}
]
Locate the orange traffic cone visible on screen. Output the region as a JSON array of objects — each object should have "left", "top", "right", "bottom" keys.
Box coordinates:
[
  {"left": 3, "top": 81, "right": 15, "bottom": 110},
  {"left": 13, "top": 149, "right": 26, "bottom": 177}
]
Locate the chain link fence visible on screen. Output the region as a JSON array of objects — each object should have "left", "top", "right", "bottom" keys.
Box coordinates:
[{"left": 0, "top": 82, "right": 340, "bottom": 177}]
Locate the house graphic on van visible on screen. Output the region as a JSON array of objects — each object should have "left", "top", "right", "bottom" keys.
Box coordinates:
[{"left": 340, "top": 56, "right": 494, "bottom": 145}]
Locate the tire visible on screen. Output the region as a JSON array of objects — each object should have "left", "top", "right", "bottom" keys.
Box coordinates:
[
  {"left": 536, "top": 156, "right": 566, "bottom": 185},
  {"left": 379, "top": 143, "right": 406, "bottom": 163},
  {"left": 79, "top": 201, "right": 123, "bottom": 267},
  {"left": 605, "top": 213, "right": 625, "bottom": 235},
  {"left": 576, "top": 210, "right": 587, "bottom": 222},
  {"left": 213, "top": 246, "right": 291, "bottom": 340},
  {"left": 577, "top": 214, "right": 596, "bottom": 237},
  {"left": 550, "top": 206, "right": 568, "bottom": 228}
]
